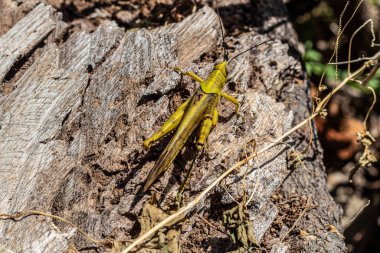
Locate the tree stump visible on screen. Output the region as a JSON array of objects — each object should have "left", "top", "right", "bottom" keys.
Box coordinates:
[{"left": 0, "top": 2, "right": 346, "bottom": 252}]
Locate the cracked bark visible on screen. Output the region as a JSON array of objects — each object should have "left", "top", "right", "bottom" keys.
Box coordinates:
[{"left": 0, "top": 2, "right": 346, "bottom": 252}]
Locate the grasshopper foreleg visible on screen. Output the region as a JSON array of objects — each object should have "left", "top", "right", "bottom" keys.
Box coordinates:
[
  {"left": 144, "top": 99, "right": 190, "bottom": 149},
  {"left": 221, "top": 92, "right": 244, "bottom": 119},
  {"left": 196, "top": 108, "right": 218, "bottom": 150},
  {"left": 174, "top": 67, "right": 204, "bottom": 83}
]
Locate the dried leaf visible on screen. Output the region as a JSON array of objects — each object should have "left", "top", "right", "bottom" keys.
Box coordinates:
[
  {"left": 159, "top": 229, "right": 181, "bottom": 253},
  {"left": 299, "top": 229, "right": 317, "bottom": 240},
  {"left": 140, "top": 203, "right": 169, "bottom": 234},
  {"left": 350, "top": 131, "right": 378, "bottom": 181},
  {"left": 138, "top": 203, "right": 184, "bottom": 253},
  {"left": 327, "top": 224, "right": 344, "bottom": 239},
  {"left": 223, "top": 203, "right": 259, "bottom": 251}
]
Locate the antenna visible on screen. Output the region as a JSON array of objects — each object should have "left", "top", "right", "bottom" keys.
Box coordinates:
[
  {"left": 216, "top": 8, "right": 228, "bottom": 61},
  {"left": 227, "top": 39, "right": 274, "bottom": 65}
]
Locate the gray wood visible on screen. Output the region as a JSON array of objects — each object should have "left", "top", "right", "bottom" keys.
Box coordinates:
[
  {"left": 0, "top": 3, "right": 65, "bottom": 83},
  {"left": 0, "top": 2, "right": 346, "bottom": 252}
]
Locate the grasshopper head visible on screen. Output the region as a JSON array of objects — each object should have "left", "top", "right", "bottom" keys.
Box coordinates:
[{"left": 214, "top": 61, "right": 228, "bottom": 78}]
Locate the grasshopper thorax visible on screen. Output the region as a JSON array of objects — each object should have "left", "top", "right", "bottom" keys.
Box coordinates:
[{"left": 213, "top": 61, "right": 228, "bottom": 78}]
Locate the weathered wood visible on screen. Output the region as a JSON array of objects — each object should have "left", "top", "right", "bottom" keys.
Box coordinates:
[
  {"left": 0, "top": 0, "right": 41, "bottom": 37},
  {"left": 0, "top": 3, "right": 65, "bottom": 83},
  {"left": 0, "top": 2, "right": 346, "bottom": 253}
]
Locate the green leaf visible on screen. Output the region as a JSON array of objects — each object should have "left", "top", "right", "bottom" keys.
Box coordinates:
[
  {"left": 304, "top": 40, "right": 313, "bottom": 50},
  {"left": 312, "top": 62, "right": 325, "bottom": 76},
  {"left": 304, "top": 49, "right": 322, "bottom": 62},
  {"left": 305, "top": 63, "right": 313, "bottom": 76},
  {"left": 369, "top": 78, "right": 380, "bottom": 91},
  {"left": 325, "top": 65, "right": 336, "bottom": 81}
]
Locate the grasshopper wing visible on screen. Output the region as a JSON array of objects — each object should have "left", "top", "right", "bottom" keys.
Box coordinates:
[{"left": 143, "top": 91, "right": 217, "bottom": 192}]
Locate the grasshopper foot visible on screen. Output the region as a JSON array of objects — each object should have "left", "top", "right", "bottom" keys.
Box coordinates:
[
  {"left": 173, "top": 67, "right": 183, "bottom": 74},
  {"left": 143, "top": 138, "right": 154, "bottom": 150},
  {"left": 196, "top": 142, "right": 204, "bottom": 151},
  {"left": 235, "top": 111, "right": 245, "bottom": 121}
]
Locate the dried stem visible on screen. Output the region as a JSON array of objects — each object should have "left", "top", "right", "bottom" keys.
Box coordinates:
[
  {"left": 280, "top": 195, "right": 314, "bottom": 242},
  {"left": 343, "top": 200, "right": 371, "bottom": 229},
  {"left": 0, "top": 210, "right": 102, "bottom": 245}
]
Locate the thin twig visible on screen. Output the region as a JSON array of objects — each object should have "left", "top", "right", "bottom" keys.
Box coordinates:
[
  {"left": 196, "top": 214, "right": 230, "bottom": 237},
  {"left": 328, "top": 55, "right": 380, "bottom": 65},
  {"left": 318, "top": 0, "right": 363, "bottom": 89},
  {"left": 348, "top": 19, "right": 377, "bottom": 74},
  {"left": 343, "top": 200, "right": 370, "bottom": 229},
  {"left": 0, "top": 210, "right": 103, "bottom": 246},
  {"left": 363, "top": 87, "right": 377, "bottom": 130},
  {"left": 361, "top": 60, "right": 380, "bottom": 87},
  {"left": 280, "top": 195, "right": 315, "bottom": 242}
]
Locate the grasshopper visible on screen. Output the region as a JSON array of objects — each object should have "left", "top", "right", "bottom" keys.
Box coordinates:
[{"left": 143, "top": 16, "right": 272, "bottom": 192}]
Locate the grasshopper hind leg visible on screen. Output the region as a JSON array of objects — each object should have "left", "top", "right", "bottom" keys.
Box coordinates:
[
  {"left": 196, "top": 109, "right": 218, "bottom": 150},
  {"left": 143, "top": 99, "right": 190, "bottom": 149}
]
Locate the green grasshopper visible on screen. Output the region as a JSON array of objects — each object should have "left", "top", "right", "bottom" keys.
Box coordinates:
[{"left": 143, "top": 18, "right": 272, "bottom": 192}]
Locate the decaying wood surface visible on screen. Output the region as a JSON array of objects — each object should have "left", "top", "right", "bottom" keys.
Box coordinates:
[{"left": 0, "top": 2, "right": 346, "bottom": 252}]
